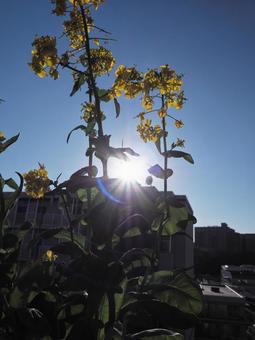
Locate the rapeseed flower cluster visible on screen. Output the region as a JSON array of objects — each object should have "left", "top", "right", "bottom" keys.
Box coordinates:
[
  {"left": 89, "top": 47, "right": 115, "bottom": 76},
  {"left": 113, "top": 65, "right": 143, "bottom": 98},
  {"left": 51, "top": 0, "right": 67, "bottom": 16},
  {"left": 64, "top": 9, "right": 87, "bottom": 50},
  {"left": 136, "top": 115, "right": 162, "bottom": 143},
  {"left": 81, "top": 102, "right": 95, "bottom": 122},
  {"left": 23, "top": 164, "right": 51, "bottom": 199},
  {"left": 29, "top": 36, "right": 59, "bottom": 79},
  {"left": 69, "top": 0, "right": 105, "bottom": 10}
]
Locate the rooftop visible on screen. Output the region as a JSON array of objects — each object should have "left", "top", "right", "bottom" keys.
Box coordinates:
[{"left": 200, "top": 284, "right": 245, "bottom": 304}]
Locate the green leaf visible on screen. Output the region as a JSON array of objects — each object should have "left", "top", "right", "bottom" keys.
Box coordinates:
[
  {"left": 9, "top": 286, "right": 27, "bottom": 308},
  {"left": 18, "top": 262, "right": 55, "bottom": 292},
  {"left": 98, "top": 88, "right": 111, "bottom": 102},
  {"left": 120, "top": 299, "right": 197, "bottom": 331},
  {"left": 86, "top": 119, "right": 96, "bottom": 136},
  {"left": 70, "top": 72, "right": 87, "bottom": 96},
  {"left": 54, "top": 230, "right": 86, "bottom": 255},
  {"left": 29, "top": 228, "right": 63, "bottom": 249},
  {"left": 0, "top": 133, "right": 19, "bottom": 154},
  {"left": 108, "top": 147, "right": 139, "bottom": 161},
  {"left": 120, "top": 248, "right": 152, "bottom": 277},
  {"left": 155, "top": 137, "right": 162, "bottom": 155},
  {"left": 152, "top": 200, "right": 195, "bottom": 236},
  {"left": 5, "top": 177, "right": 19, "bottom": 190},
  {"left": 114, "top": 214, "right": 149, "bottom": 237},
  {"left": 114, "top": 98, "right": 120, "bottom": 118},
  {"left": 0, "top": 172, "right": 23, "bottom": 225},
  {"left": 76, "top": 186, "right": 99, "bottom": 203},
  {"left": 163, "top": 150, "right": 194, "bottom": 164},
  {"left": 129, "top": 328, "right": 183, "bottom": 340},
  {"left": 142, "top": 270, "right": 203, "bottom": 315},
  {"left": 66, "top": 125, "right": 86, "bottom": 143}
]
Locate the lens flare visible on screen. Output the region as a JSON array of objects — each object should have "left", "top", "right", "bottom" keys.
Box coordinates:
[{"left": 110, "top": 158, "right": 148, "bottom": 183}]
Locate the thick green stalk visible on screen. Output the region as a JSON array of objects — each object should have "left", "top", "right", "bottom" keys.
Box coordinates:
[
  {"left": 60, "top": 191, "right": 74, "bottom": 243},
  {"left": 78, "top": 1, "right": 108, "bottom": 178},
  {"left": 78, "top": 2, "right": 104, "bottom": 138}
]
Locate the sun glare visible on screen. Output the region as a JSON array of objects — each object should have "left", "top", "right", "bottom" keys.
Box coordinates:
[{"left": 111, "top": 158, "right": 148, "bottom": 183}]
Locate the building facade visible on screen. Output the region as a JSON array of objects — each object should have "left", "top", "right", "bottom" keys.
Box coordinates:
[{"left": 6, "top": 184, "right": 195, "bottom": 274}]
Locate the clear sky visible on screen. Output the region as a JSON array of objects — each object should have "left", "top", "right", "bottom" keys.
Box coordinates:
[{"left": 1, "top": 0, "right": 255, "bottom": 233}]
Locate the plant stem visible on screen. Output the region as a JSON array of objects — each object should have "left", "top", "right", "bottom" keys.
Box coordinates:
[
  {"left": 78, "top": 1, "right": 108, "bottom": 178},
  {"left": 60, "top": 191, "right": 74, "bottom": 242},
  {"left": 86, "top": 79, "right": 93, "bottom": 252},
  {"left": 161, "top": 96, "right": 168, "bottom": 203},
  {"left": 78, "top": 1, "right": 104, "bottom": 138}
]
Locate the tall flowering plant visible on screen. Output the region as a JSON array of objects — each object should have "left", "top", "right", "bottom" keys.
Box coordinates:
[{"left": 0, "top": 1, "right": 204, "bottom": 339}]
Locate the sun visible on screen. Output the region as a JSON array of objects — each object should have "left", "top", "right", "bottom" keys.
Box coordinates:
[{"left": 110, "top": 157, "right": 148, "bottom": 183}]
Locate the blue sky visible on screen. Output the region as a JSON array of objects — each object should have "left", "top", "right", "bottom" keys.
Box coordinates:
[{"left": 1, "top": 0, "right": 255, "bottom": 233}]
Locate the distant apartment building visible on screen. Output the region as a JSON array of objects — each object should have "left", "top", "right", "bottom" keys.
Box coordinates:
[
  {"left": 195, "top": 283, "right": 249, "bottom": 340},
  {"left": 6, "top": 184, "right": 195, "bottom": 274},
  {"left": 221, "top": 264, "right": 255, "bottom": 311},
  {"left": 195, "top": 223, "right": 255, "bottom": 273},
  {"left": 241, "top": 234, "right": 255, "bottom": 255},
  {"left": 195, "top": 223, "right": 241, "bottom": 255}
]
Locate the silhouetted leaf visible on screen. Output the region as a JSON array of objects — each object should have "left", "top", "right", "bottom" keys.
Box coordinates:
[
  {"left": 66, "top": 125, "right": 86, "bottom": 143},
  {"left": 29, "top": 228, "right": 63, "bottom": 249},
  {"left": 108, "top": 147, "right": 139, "bottom": 161},
  {"left": 129, "top": 328, "right": 183, "bottom": 339},
  {"left": 120, "top": 299, "right": 197, "bottom": 331},
  {"left": 114, "top": 98, "right": 120, "bottom": 118},
  {"left": 0, "top": 133, "right": 19, "bottom": 153},
  {"left": 148, "top": 165, "right": 173, "bottom": 179},
  {"left": 54, "top": 231, "right": 86, "bottom": 255},
  {"left": 163, "top": 150, "right": 194, "bottom": 164},
  {"left": 70, "top": 166, "right": 98, "bottom": 179},
  {"left": 98, "top": 88, "right": 111, "bottom": 102},
  {"left": 5, "top": 178, "right": 18, "bottom": 190},
  {"left": 59, "top": 177, "right": 97, "bottom": 192},
  {"left": 155, "top": 137, "right": 162, "bottom": 155},
  {"left": 70, "top": 73, "right": 87, "bottom": 96},
  {"left": 1, "top": 172, "right": 23, "bottom": 224}
]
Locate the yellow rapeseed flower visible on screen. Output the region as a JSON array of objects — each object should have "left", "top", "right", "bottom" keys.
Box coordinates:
[
  {"left": 23, "top": 164, "right": 51, "bottom": 199},
  {"left": 69, "top": 0, "right": 105, "bottom": 10},
  {"left": 176, "top": 138, "right": 185, "bottom": 148},
  {"left": 44, "top": 250, "right": 58, "bottom": 262},
  {"left": 93, "top": 39, "right": 100, "bottom": 46},
  {"left": 158, "top": 108, "right": 167, "bottom": 118},
  {"left": 175, "top": 120, "right": 184, "bottom": 129},
  {"left": 142, "top": 95, "right": 153, "bottom": 111}
]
